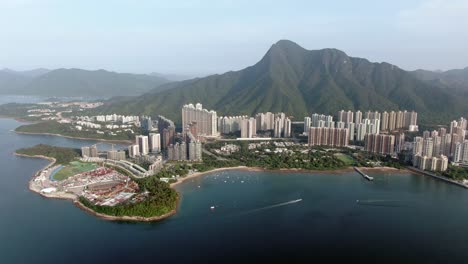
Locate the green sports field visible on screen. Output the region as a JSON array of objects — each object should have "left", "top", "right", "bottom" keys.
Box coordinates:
[
  {"left": 53, "top": 161, "right": 98, "bottom": 181},
  {"left": 334, "top": 153, "right": 355, "bottom": 166}
]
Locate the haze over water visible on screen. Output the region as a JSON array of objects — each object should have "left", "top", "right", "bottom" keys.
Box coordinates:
[{"left": 1, "top": 117, "right": 468, "bottom": 263}]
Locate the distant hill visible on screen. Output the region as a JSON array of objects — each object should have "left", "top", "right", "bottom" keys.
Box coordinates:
[
  {"left": 99, "top": 40, "right": 468, "bottom": 125},
  {"left": 150, "top": 72, "right": 194, "bottom": 82},
  {"left": 1, "top": 68, "right": 50, "bottom": 78},
  {"left": 411, "top": 67, "right": 468, "bottom": 93},
  {"left": 0, "top": 68, "right": 170, "bottom": 97}
]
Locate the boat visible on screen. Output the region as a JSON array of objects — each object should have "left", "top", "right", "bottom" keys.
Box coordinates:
[{"left": 210, "top": 206, "right": 215, "bottom": 210}]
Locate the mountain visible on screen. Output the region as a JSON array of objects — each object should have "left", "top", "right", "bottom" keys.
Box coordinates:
[
  {"left": 1, "top": 68, "right": 51, "bottom": 78},
  {"left": 412, "top": 67, "right": 468, "bottom": 93},
  {"left": 0, "top": 68, "right": 170, "bottom": 97},
  {"left": 85, "top": 40, "right": 468, "bottom": 125},
  {"left": 150, "top": 72, "right": 193, "bottom": 82}
]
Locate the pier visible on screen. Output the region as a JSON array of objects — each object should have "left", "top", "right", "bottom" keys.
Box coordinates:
[{"left": 354, "top": 167, "right": 374, "bottom": 181}]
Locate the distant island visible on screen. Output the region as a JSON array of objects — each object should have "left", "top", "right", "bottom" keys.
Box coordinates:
[{"left": 0, "top": 68, "right": 170, "bottom": 97}]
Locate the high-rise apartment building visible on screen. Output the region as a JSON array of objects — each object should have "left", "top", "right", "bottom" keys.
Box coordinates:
[
  {"left": 89, "top": 145, "right": 98, "bottom": 157},
  {"left": 128, "top": 144, "right": 139, "bottom": 158},
  {"left": 355, "top": 111, "right": 363, "bottom": 124},
  {"left": 182, "top": 103, "right": 218, "bottom": 136},
  {"left": 284, "top": 118, "right": 292, "bottom": 138},
  {"left": 304, "top": 117, "right": 311, "bottom": 134},
  {"left": 311, "top": 113, "right": 333, "bottom": 128},
  {"left": 274, "top": 117, "right": 283, "bottom": 138},
  {"left": 413, "top": 137, "right": 423, "bottom": 155},
  {"left": 346, "top": 122, "right": 355, "bottom": 141},
  {"left": 136, "top": 135, "right": 149, "bottom": 155},
  {"left": 241, "top": 118, "right": 257, "bottom": 138},
  {"left": 107, "top": 150, "right": 126, "bottom": 160},
  {"left": 149, "top": 133, "right": 161, "bottom": 153},
  {"left": 364, "top": 134, "right": 395, "bottom": 155},
  {"left": 81, "top": 146, "right": 90, "bottom": 158},
  {"left": 413, "top": 154, "right": 448, "bottom": 172},
  {"left": 158, "top": 115, "right": 175, "bottom": 149},
  {"left": 308, "top": 127, "right": 349, "bottom": 147},
  {"left": 337, "top": 110, "right": 354, "bottom": 123},
  {"left": 422, "top": 138, "right": 434, "bottom": 158}
]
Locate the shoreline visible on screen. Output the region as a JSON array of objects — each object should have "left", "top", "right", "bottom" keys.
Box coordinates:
[
  {"left": 21, "top": 151, "right": 463, "bottom": 223},
  {"left": 407, "top": 166, "right": 468, "bottom": 189},
  {"left": 17, "top": 152, "right": 176, "bottom": 222},
  {"left": 15, "top": 130, "right": 133, "bottom": 144},
  {"left": 170, "top": 165, "right": 408, "bottom": 187},
  {"left": 73, "top": 199, "right": 178, "bottom": 222}
]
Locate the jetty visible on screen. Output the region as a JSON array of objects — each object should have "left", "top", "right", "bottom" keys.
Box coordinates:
[{"left": 354, "top": 167, "right": 374, "bottom": 181}]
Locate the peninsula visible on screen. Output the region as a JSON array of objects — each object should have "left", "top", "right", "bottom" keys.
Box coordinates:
[{"left": 17, "top": 144, "right": 178, "bottom": 222}]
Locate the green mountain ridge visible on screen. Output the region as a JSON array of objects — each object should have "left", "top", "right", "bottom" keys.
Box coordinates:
[
  {"left": 411, "top": 67, "right": 468, "bottom": 93},
  {"left": 84, "top": 40, "right": 468, "bottom": 124},
  {"left": 0, "top": 68, "right": 170, "bottom": 97}
]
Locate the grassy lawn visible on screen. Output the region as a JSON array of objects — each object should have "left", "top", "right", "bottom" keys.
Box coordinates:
[
  {"left": 53, "top": 161, "right": 98, "bottom": 181},
  {"left": 334, "top": 153, "right": 355, "bottom": 166}
]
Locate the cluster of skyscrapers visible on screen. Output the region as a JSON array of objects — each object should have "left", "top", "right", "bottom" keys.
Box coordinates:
[
  {"left": 217, "top": 115, "right": 248, "bottom": 134},
  {"left": 129, "top": 133, "right": 161, "bottom": 158},
  {"left": 82, "top": 144, "right": 128, "bottom": 161},
  {"left": 307, "top": 127, "right": 349, "bottom": 147},
  {"left": 182, "top": 103, "right": 218, "bottom": 137},
  {"left": 364, "top": 134, "right": 396, "bottom": 155},
  {"left": 94, "top": 114, "right": 139, "bottom": 124},
  {"left": 411, "top": 117, "right": 467, "bottom": 171},
  {"left": 81, "top": 145, "right": 98, "bottom": 158},
  {"left": 217, "top": 111, "right": 292, "bottom": 139},
  {"left": 107, "top": 149, "right": 126, "bottom": 160},
  {"left": 306, "top": 110, "right": 417, "bottom": 151},
  {"left": 167, "top": 131, "right": 202, "bottom": 161}
]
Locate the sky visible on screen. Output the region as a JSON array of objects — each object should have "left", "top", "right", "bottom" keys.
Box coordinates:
[{"left": 1, "top": 0, "right": 467, "bottom": 76}]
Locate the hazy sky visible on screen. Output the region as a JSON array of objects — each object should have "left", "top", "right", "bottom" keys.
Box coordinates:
[{"left": 1, "top": 0, "right": 467, "bottom": 75}]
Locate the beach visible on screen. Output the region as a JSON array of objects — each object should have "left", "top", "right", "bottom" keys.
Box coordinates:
[{"left": 170, "top": 165, "right": 407, "bottom": 187}]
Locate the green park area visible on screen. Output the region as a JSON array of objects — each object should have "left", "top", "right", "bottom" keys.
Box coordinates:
[
  {"left": 53, "top": 161, "right": 98, "bottom": 181},
  {"left": 334, "top": 153, "right": 355, "bottom": 166}
]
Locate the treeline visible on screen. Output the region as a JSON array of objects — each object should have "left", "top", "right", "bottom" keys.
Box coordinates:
[
  {"left": 16, "top": 144, "right": 80, "bottom": 164},
  {"left": 204, "top": 142, "right": 349, "bottom": 170},
  {"left": 443, "top": 166, "right": 468, "bottom": 180},
  {"left": 79, "top": 177, "right": 178, "bottom": 218}
]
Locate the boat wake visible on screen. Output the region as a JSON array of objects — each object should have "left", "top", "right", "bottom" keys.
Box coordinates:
[{"left": 238, "top": 199, "right": 303, "bottom": 216}]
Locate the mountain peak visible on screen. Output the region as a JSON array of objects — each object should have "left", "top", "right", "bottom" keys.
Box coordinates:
[{"left": 274, "top": 39, "right": 303, "bottom": 48}]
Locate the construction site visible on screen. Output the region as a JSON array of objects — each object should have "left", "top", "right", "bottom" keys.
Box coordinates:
[{"left": 34, "top": 165, "right": 140, "bottom": 207}]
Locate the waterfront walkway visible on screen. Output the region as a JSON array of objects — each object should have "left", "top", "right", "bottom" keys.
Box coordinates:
[{"left": 407, "top": 167, "right": 468, "bottom": 189}]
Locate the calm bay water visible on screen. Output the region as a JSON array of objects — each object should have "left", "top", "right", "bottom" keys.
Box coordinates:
[{"left": 1, "top": 117, "right": 468, "bottom": 263}]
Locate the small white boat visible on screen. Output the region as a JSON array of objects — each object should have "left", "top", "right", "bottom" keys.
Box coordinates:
[{"left": 210, "top": 206, "right": 215, "bottom": 210}]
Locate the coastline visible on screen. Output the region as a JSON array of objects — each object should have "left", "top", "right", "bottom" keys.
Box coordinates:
[
  {"left": 17, "top": 152, "right": 176, "bottom": 222},
  {"left": 73, "top": 199, "right": 178, "bottom": 222},
  {"left": 170, "top": 165, "right": 407, "bottom": 187},
  {"left": 15, "top": 130, "right": 133, "bottom": 144},
  {"left": 407, "top": 166, "right": 468, "bottom": 189},
  {"left": 21, "top": 151, "right": 459, "bottom": 223}
]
